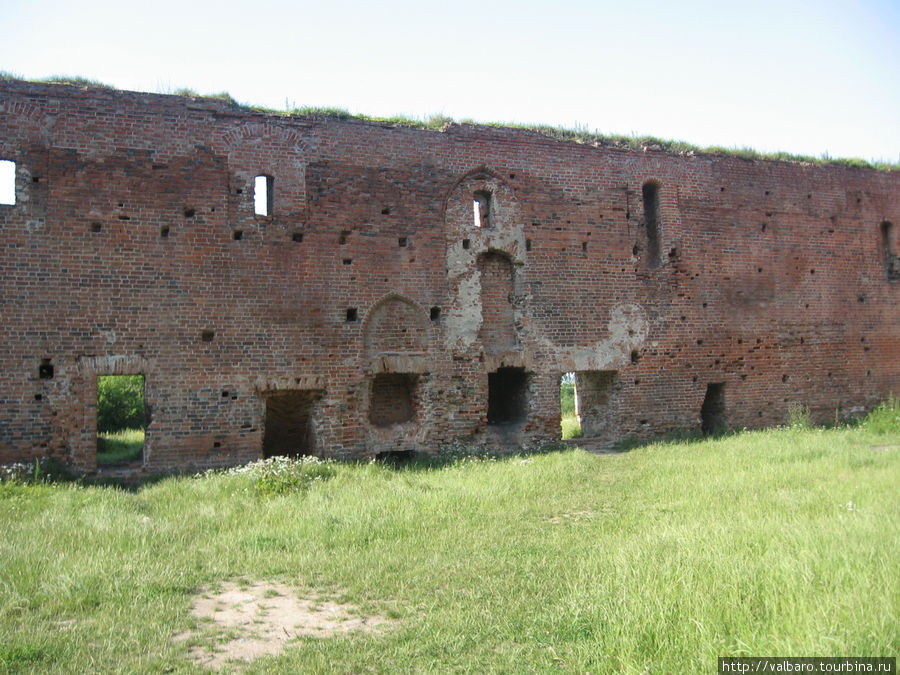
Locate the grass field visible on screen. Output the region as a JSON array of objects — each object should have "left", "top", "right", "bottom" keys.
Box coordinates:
[
  {"left": 97, "top": 428, "right": 144, "bottom": 464},
  {"left": 1, "top": 402, "right": 898, "bottom": 673}
]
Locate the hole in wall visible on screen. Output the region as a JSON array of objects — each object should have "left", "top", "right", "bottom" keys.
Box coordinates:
[
  {"left": 381, "top": 207, "right": 391, "bottom": 215},
  {"left": 201, "top": 329, "right": 215, "bottom": 342},
  {"left": 97, "top": 374, "right": 146, "bottom": 465},
  {"left": 0, "top": 159, "right": 15, "bottom": 205},
  {"left": 183, "top": 206, "right": 195, "bottom": 218},
  {"left": 526, "top": 239, "right": 532, "bottom": 251},
  {"left": 254, "top": 174, "right": 273, "bottom": 216},
  {"left": 700, "top": 382, "right": 726, "bottom": 434},
  {"left": 398, "top": 237, "right": 408, "bottom": 247},
  {"left": 462, "top": 239, "right": 470, "bottom": 250},
  {"left": 232, "top": 230, "right": 243, "bottom": 240},
  {"left": 292, "top": 232, "right": 303, "bottom": 242},
  {"left": 345, "top": 308, "right": 358, "bottom": 322},
  {"left": 641, "top": 180, "right": 662, "bottom": 267},
  {"left": 342, "top": 258, "right": 352, "bottom": 265},
  {"left": 375, "top": 449, "right": 416, "bottom": 465},
  {"left": 369, "top": 373, "right": 419, "bottom": 427},
  {"left": 38, "top": 359, "right": 54, "bottom": 380},
  {"left": 262, "top": 389, "right": 322, "bottom": 458},
  {"left": 487, "top": 367, "right": 529, "bottom": 426},
  {"left": 160, "top": 225, "right": 170, "bottom": 238},
  {"left": 91, "top": 222, "right": 102, "bottom": 233},
  {"left": 118, "top": 215, "right": 130, "bottom": 221},
  {"left": 430, "top": 306, "right": 441, "bottom": 321},
  {"left": 473, "top": 190, "right": 492, "bottom": 228},
  {"left": 559, "top": 372, "right": 581, "bottom": 439},
  {"left": 630, "top": 350, "right": 640, "bottom": 364},
  {"left": 572, "top": 370, "right": 618, "bottom": 439}
]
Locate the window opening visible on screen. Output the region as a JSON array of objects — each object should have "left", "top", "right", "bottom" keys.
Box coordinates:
[
  {"left": 369, "top": 373, "right": 418, "bottom": 426},
  {"left": 882, "top": 221, "right": 899, "bottom": 282},
  {"left": 0, "top": 160, "right": 14, "bottom": 205},
  {"left": 487, "top": 367, "right": 529, "bottom": 425},
  {"left": 39, "top": 358, "right": 54, "bottom": 380},
  {"left": 560, "top": 372, "right": 582, "bottom": 439},
  {"left": 642, "top": 180, "right": 662, "bottom": 268},
  {"left": 97, "top": 374, "right": 146, "bottom": 465},
  {"left": 262, "top": 390, "right": 322, "bottom": 458},
  {"left": 254, "top": 174, "right": 273, "bottom": 216},
  {"left": 473, "top": 190, "right": 492, "bottom": 228},
  {"left": 700, "top": 382, "right": 726, "bottom": 435}
]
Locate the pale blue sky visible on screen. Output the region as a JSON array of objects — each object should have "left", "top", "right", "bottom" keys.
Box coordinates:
[{"left": 3, "top": 0, "right": 898, "bottom": 162}]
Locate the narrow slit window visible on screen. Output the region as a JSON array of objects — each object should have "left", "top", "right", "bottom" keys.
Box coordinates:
[
  {"left": 881, "top": 221, "right": 899, "bottom": 282},
  {"left": 473, "top": 190, "right": 491, "bottom": 228},
  {"left": 642, "top": 180, "right": 662, "bottom": 268},
  {"left": 254, "top": 174, "right": 273, "bottom": 216},
  {"left": 0, "top": 160, "right": 15, "bottom": 206}
]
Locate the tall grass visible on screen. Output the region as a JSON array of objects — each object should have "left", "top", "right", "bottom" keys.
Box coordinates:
[{"left": 1, "top": 406, "right": 897, "bottom": 673}]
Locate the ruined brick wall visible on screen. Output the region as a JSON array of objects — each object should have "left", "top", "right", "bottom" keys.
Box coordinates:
[{"left": 1, "top": 80, "right": 897, "bottom": 473}]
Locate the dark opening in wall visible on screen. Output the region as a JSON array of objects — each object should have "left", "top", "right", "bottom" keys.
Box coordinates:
[
  {"left": 262, "top": 389, "right": 322, "bottom": 458},
  {"left": 232, "top": 229, "right": 243, "bottom": 240},
  {"left": 346, "top": 308, "right": 358, "bottom": 322},
  {"left": 560, "top": 372, "right": 581, "bottom": 439},
  {"left": 0, "top": 159, "right": 15, "bottom": 205},
  {"left": 574, "top": 370, "right": 618, "bottom": 440},
  {"left": 201, "top": 329, "right": 215, "bottom": 342},
  {"left": 97, "top": 374, "right": 146, "bottom": 465},
  {"left": 487, "top": 367, "right": 529, "bottom": 425},
  {"left": 38, "top": 359, "right": 54, "bottom": 379},
  {"left": 473, "top": 190, "right": 492, "bottom": 228},
  {"left": 881, "top": 221, "right": 899, "bottom": 282},
  {"left": 701, "top": 382, "right": 726, "bottom": 435},
  {"left": 160, "top": 225, "right": 170, "bottom": 239},
  {"left": 183, "top": 206, "right": 195, "bottom": 218},
  {"left": 254, "top": 174, "right": 273, "bottom": 216},
  {"left": 430, "top": 306, "right": 441, "bottom": 321},
  {"left": 642, "top": 180, "right": 662, "bottom": 268},
  {"left": 292, "top": 232, "right": 304, "bottom": 242},
  {"left": 398, "top": 236, "right": 408, "bottom": 247},
  {"left": 375, "top": 449, "right": 416, "bottom": 465},
  {"left": 369, "top": 373, "right": 418, "bottom": 426}
]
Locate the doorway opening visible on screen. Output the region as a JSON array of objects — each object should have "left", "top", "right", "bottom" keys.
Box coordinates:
[{"left": 97, "top": 374, "right": 146, "bottom": 465}]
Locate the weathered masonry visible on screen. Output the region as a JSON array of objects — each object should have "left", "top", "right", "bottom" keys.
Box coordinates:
[{"left": 1, "top": 79, "right": 898, "bottom": 473}]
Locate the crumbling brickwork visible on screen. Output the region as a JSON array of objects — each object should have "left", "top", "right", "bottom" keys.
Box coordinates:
[{"left": 1, "top": 80, "right": 897, "bottom": 473}]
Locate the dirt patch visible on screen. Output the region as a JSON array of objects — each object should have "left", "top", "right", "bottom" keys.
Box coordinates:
[{"left": 175, "top": 580, "right": 390, "bottom": 669}]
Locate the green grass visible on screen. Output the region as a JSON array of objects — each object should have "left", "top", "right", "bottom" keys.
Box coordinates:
[
  {"left": 561, "top": 413, "right": 582, "bottom": 440},
  {"left": 3, "top": 74, "right": 896, "bottom": 172},
  {"left": 96, "top": 428, "right": 144, "bottom": 464},
  {"left": 1, "top": 406, "right": 898, "bottom": 672}
]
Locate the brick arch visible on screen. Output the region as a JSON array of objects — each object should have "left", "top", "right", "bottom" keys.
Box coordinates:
[
  {"left": 363, "top": 295, "right": 429, "bottom": 357},
  {"left": 442, "top": 166, "right": 515, "bottom": 226},
  {"left": 221, "top": 122, "right": 311, "bottom": 155}
]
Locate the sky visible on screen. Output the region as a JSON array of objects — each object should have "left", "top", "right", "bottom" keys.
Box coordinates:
[{"left": 2, "top": 0, "right": 899, "bottom": 163}]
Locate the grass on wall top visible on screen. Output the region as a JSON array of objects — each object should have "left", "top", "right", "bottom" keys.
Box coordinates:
[{"left": 2, "top": 71, "right": 896, "bottom": 172}]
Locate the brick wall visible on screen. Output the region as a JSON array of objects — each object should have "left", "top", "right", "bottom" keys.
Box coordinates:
[{"left": 0, "top": 80, "right": 897, "bottom": 474}]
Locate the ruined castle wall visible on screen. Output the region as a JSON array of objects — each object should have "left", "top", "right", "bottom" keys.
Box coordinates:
[{"left": 1, "top": 80, "right": 897, "bottom": 472}]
